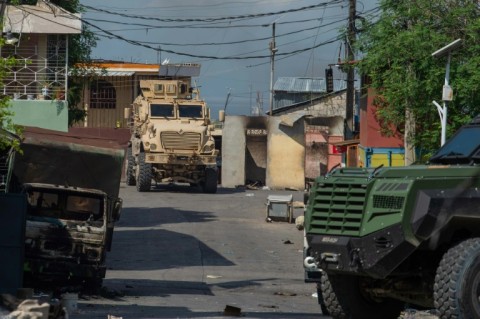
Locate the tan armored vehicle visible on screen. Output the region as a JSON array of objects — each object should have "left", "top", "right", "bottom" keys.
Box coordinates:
[{"left": 126, "top": 74, "right": 219, "bottom": 193}]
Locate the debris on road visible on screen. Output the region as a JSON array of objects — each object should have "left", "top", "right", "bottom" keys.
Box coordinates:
[
  {"left": 295, "top": 215, "right": 304, "bottom": 230},
  {"left": 223, "top": 305, "right": 242, "bottom": 316}
]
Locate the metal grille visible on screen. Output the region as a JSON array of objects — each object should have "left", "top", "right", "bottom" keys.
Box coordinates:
[
  {"left": 161, "top": 131, "right": 201, "bottom": 150},
  {"left": 309, "top": 182, "right": 366, "bottom": 236},
  {"left": 373, "top": 195, "right": 405, "bottom": 210},
  {"left": 0, "top": 35, "right": 67, "bottom": 101}
]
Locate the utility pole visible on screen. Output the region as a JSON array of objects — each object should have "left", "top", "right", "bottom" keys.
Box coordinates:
[
  {"left": 345, "top": 0, "right": 356, "bottom": 139},
  {"left": 269, "top": 22, "right": 277, "bottom": 116}
]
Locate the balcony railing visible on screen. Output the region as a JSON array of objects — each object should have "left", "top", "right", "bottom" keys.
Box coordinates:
[{"left": 0, "top": 35, "right": 67, "bottom": 101}]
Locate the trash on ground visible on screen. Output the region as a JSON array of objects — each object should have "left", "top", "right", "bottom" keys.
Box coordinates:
[{"left": 223, "top": 305, "right": 242, "bottom": 316}]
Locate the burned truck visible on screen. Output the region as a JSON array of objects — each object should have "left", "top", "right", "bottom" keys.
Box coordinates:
[
  {"left": 13, "top": 128, "right": 124, "bottom": 289},
  {"left": 126, "top": 64, "right": 219, "bottom": 193},
  {"left": 304, "top": 116, "right": 480, "bottom": 318}
]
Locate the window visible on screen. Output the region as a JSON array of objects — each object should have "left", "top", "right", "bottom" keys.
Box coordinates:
[
  {"left": 151, "top": 104, "right": 175, "bottom": 117},
  {"left": 66, "top": 195, "right": 101, "bottom": 216},
  {"left": 90, "top": 80, "right": 116, "bottom": 109},
  {"left": 178, "top": 104, "right": 203, "bottom": 118},
  {"left": 154, "top": 84, "right": 164, "bottom": 93},
  {"left": 166, "top": 84, "right": 176, "bottom": 94},
  {"left": 179, "top": 83, "right": 187, "bottom": 94}
]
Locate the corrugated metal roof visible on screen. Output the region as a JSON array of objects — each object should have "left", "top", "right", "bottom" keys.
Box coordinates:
[
  {"left": 274, "top": 77, "right": 346, "bottom": 93},
  {"left": 101, "top": 71, "right": 135, "bottom": 77}
]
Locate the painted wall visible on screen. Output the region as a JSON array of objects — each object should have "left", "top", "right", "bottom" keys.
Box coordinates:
[
  {"left": 358, "top": 145, "right": 405, "bottom": 168},
  {"left": 359, "top": 88, "right": 404, "bottom": 148},
  {"left": 74, "top": 74, "right": 159, "bottom": 129},
  {"left": 10, "top": 100, "right": 68, "bottom": 132},
  {"left": 327, "top": 135, "right": 344, "bottom": 170},
  {"left": 305, "top": 127, "right": 328, "bottom": 180},
  {"left": 266, "top": 116, "right": 305, "bottom": 190}
]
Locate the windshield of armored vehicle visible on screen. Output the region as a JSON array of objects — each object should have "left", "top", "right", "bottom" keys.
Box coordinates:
[
  {"left": 151, "top": 104, "right": 174, "bottom": 117},
  {"left": 179, "top": 104, "right": 203, "bottom": 118},
  {"left": 430, "top": 126, "right": 480, "bottom": 163}
]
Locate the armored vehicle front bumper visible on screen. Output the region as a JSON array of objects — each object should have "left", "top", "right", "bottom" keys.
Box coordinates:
[
  {"left": 145, "top": 153, "right": 217, "bottom": 165},
  {"left": 306, "top": 223, "right": 416, "bottom": 279}
]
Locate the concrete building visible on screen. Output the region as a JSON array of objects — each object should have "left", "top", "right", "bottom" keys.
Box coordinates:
[
  {"left": 1, "top": 1, "right": 82, "bottom": 132},
  {"left": 221, "top": 77, "right": 348, "bottom": 190},
  {"left": 71, "top": 61, "right": 160, "bottom": 129}
]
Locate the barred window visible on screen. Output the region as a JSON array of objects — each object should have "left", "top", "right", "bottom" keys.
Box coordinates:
[{"left": 90, "top": 80, "right": 116, "bottom": 109}]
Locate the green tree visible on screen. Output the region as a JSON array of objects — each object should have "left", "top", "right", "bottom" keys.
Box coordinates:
[{"left": 356, "top": 0, "right": 480, "bottom": 158}]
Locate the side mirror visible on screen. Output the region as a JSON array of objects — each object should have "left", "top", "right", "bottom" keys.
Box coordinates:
[
  {"left": 112, "top": 198, "right": 123, "bottom": 221},
  {"left": 219, "top": 110, "right": 225, "bottom": 122}
]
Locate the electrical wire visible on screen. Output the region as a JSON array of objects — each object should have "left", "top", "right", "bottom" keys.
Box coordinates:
[
  {"left": 81, "top": 1, "right": 343, "bottom": 23},
  {"left": 91, "top": 18, "right": 346, "bottom": 47}
]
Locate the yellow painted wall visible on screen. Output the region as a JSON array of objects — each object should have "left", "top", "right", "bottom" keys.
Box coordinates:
[
  {"left": 266, "top": 117, "right": 305, "bottom": 190},
  {"left": 358, "top": 147, "right": 405, "bottom": 168}
]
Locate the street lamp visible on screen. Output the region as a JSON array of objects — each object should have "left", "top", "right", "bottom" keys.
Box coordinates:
[{"left": 432, "top": 38, "right": 462, "bottom": 146}]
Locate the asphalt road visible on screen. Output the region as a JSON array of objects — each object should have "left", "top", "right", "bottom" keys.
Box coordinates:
[{"left": 71, "top": 183, "right": 327, "bottom": 319}]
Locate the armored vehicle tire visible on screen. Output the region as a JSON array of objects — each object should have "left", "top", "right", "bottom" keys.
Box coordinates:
[
  {"left": 136, "top": 152, "right": 152, "bottom": 192},
  {"left": 434, "top": 238, "right": 480, "bottom": 318},
  {"left": 320, "top": 272, "right": 403, "bottom": 319},
  {"left": 202, "top": 168, "right": 218, "bottom": 194},
  {"left": 316, "top": 283, "right": 330, "bottom": 316},
  {"left": 126, "top": 147, "right": 136, "bottom": 186}
]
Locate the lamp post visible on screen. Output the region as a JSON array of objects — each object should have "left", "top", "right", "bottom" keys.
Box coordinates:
[{"left": 432, "top": 38, "right": 462, "bottom": 146}]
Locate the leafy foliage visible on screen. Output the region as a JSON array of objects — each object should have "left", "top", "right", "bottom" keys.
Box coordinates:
[{"left": 357, "top": 0, "right": 480, "bottom": 156}]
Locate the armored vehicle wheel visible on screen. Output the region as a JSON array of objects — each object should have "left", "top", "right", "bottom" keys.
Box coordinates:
[
  {"left": 320, "top": 272, "right": 403, "bottom": 319},
  {"left": 316, "top": 283, "right": 329, "bottom": 316},
  {"left": 136, "top": 152, "right": 152, "bottom": 192},
  {"left": 202, "top": 167, "right": 217, "bottom": 194},
  {"left": 125, "top": 147, "right": 136, "bottom": 186},
  {"left": 434, "top": 238, "right": 480, "bottom": 318}
]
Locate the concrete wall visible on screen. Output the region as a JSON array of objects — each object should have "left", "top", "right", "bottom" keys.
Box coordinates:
[
  {"left": 266, "top": 116, "right": 305, "bottom": 190},
  {"left": 222, "top": 115, "right": 305, "bottom": 190},
  {"left": 221, "top": 116, "right": 247, "bottom": 188},
  {"left": 10, "top": 100, "right": 68, "bottom": 132}
]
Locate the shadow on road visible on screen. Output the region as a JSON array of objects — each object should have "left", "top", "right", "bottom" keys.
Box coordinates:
[
  {"left": 74, "top": 302, "right": 324, "bottom": 319},
  {"left": 107, "top": 228, "right": 235, "bottom": 271},
  {"left": 115, "top": 207, "right": 217, "bottom": 227},
  {"left": 135, "top": 183, "right": 247, "bottom": 195}
]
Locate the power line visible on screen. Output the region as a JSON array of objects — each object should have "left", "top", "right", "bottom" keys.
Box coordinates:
[
  {"left": 91, "top": 18, "right": 346, "bottom": 47},
  {"left": 12, "top": 2, "right": 350, "bottom": 67},
  {"left": 81, "top": 0, "right": 343, "bottom": 23},
  {"left": 84, "top": 16, "right": 341, "bottom": 30}
]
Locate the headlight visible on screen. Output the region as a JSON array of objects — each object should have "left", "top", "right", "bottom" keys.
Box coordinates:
[
  {"left": 150, "top": 143, "right": 157, "bottom": 150},
  {"left": 203, "top": 144, "right": 212, "bottom": 153}
]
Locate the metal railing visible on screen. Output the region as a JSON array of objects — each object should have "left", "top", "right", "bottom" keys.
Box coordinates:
[{"left": 0, "top": 35, "right": 68, "bottom": 101}]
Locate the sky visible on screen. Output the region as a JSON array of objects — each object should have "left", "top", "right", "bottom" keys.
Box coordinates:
[{"left": 79, "top": 0, "right": 379, "bottom": 119}]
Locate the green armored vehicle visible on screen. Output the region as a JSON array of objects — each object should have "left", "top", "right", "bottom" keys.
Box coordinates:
[{"left": 304, "top": 116, "right": 480, "bottom": 318}]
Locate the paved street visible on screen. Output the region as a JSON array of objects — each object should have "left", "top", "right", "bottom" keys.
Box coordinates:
[{"left": 71, "top": 183, "right": 326, "bottom": 319}]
